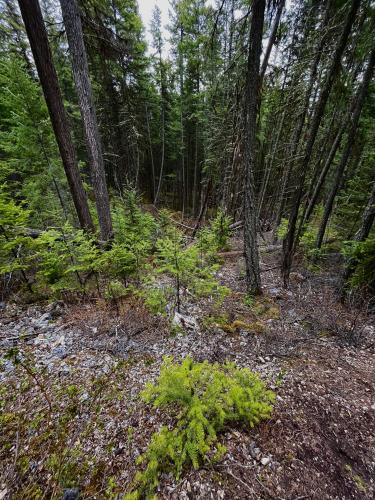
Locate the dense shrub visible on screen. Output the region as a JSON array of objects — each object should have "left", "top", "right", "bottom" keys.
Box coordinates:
[
  {"left": 197, "top": 209, "right": 232, "bottom": 258},
  {"left": 155, "top": 228, "right": 229, "bottom": 311},
  {"left": 343, "top": 238, "right": 375, "bottom": 292},
  {"left": 126, "top": 356, "right": 274, "bottom": 499},
  {"left": 0, "top": 191, "right": 229, "bottom": 310},
  {"left": 0, "top": 190, "right": 32, "bottom": 278},
  {"left": 32, "top": 225, "right": 100, "bottom": 294}
]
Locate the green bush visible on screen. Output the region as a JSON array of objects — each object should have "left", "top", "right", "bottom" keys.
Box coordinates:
[
  {"left": 1, "top": 189, "right": 230, "bottom": 309},
  {"left": 112, "top": 191, "right": 158, "bottom": 252},
  {"left": 342, "top": 238, "right": 375, "bottom": 292},
  {"left": 0, "top": 189, "right": 34, "bottom": 283},
  {"left": 197, "top": 209, "right": 232, "bottom": 257},
  {"left": 127, "top": 356, "right": 274, "bottom": 499},
  {"left": 210, "top": 209, "right": 232, "bottom": 250},
  {"left": 155, "top": 228, "right": 229, "bottom": 311},
  {"left": 32, "top": 224, "right": 99, "bottom": 294},
  {"left": 138, "top": 284, "right": 169, "bottom": 315},
  {"left": 104, "top": 280, "right": 129, "bottom": 301},
  {"left": 96, "top": 242, "right": 137, "bottom": 283}
]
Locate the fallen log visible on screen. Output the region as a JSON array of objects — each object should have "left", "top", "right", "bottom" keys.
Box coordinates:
[
  {"left": 229, "top": 220, "right": 243, "bottom": 230},
  {"left": 218, "top": 244, "right": 281, "bottom": 258}
]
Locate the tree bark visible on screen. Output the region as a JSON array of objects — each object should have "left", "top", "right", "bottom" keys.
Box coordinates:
[
  {"left": 259, "top": 0, "right": 285, "bottom": 83},
  {"left": 316, "top": 49, "right": 375, "bottom": 248},
  {"left": 145, "top": 103, "right": 156, "bottom": 201},
  {"left": 18, "top": 0, "right": 94, "bottom": 232},
  {"left": 341, "top": 181, "right": 375, "bottom": 292},
  {"left": 243, "top": 0, "right": 265, "bottom": 295},
  {"left": 353, "top": 182, "right": 375, "bottom": 242},
  {"left": 60, "top": 0, "right": 113, "bottom": 241},
  {"left": 304, "top": 121, "right": 345, "bottom": 223},
  {"left": 281, "top": 0, "right": 361, "bottom": 286},
  {"left": 273, "top": 2, "right": 328, "bottom": 242}
]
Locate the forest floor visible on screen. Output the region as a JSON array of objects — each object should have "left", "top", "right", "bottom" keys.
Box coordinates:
[{"left": 1, "top": 233, "right": 375, "bottom": 499}]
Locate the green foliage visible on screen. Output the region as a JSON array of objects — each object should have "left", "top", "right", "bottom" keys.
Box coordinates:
[
  {"left": 0, "top": 55, "right": 70, "bottom": 227},
  {"left": 0, "top": 182, "right": 231, "bottom": 316},
  {"left": 0, "top": 189, "right": 161, "bottom": 298},
  {"left": 104, "top": 280, "right": 129, "bottom": 301},
  {"left": 96, "top": 243, "right": 137, "bottom": 282},
  {"left": 0, "top": 189, "right": 32, "bottom": 276},
  {"left": 197, "top": 209, "right": 232, "bottom": 257},
  {"left": 300, "top": 224, "right": 322, "bottom": 260},
  {"left": 243, "top": 293, "right": 255, "bottom": 308},
  {"left": 110, "top": 192, "right": 158, "bottom": 280},
  {"left": 343, "top": 238, "right": 375, "bottom": 291},
  {"left": 127, "top": 356, "right": 274, "bottom": 498},
  {"left": 155, "top": 227, "right": 229, "bottom": 310},
  {"left": 138, "top": 284, "right": 169, "bottom": 315},
  {"left": 0, "top": 182, "right": 230, "bottom": 312},
  {"left": 32, "top": 224, "right": 99, "bottom": 294},
  {"left": 113, "top": 191, "right": 157, "bottom": 250},
  {"left": 277, "top": 218, "right": 289, "bottom": 240},
  {"left": 210, "top": 209, "right": 232, "bottom": 250}
]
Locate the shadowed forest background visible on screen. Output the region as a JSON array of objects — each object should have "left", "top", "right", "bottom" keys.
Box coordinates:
[{"left": 0, "top": 0, "right": 374, "bottom": 498}]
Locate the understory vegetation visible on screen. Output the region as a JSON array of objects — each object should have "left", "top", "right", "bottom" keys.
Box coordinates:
[
  {"left": 0, "top": 0, "right": 374, "bottom": 498},
  {"left": 127, "top": 357, "right": 274, "bottom": 499},
  {"left": 0, "top": 191, "right": 231, "bottom": 314}
]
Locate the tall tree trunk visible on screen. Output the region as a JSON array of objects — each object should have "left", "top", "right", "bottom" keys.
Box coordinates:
[
  {"left": 353, "top": 181, "right": 375, "bottom": 242},
  {"left": 18, "top": 0, "right": 94, "bottom": 232},
  {"left": 145, "top": 103, "right": 156, "bottom": 201},
  {"left": 341, "top": 181, "right": 375, "bottom": 294},
  {"left": 154, "top": 50, "right": 166, "bottom": 206},
  {"left": 259, "top": 0, "right": 285, "bottom": 83},
  {"left": 243, "top": 0, "right": 265, "bottom": 295},
  {"left": 273, "top": 2, "right": 327, "bottom": 242},
  {"left": 179, "top": 26, "right": 186, "bottom": 217},
  {"left": 281, "top": 0, "right": 360, "bottom": 286},
  {"left": 316, "top": 49, "right": 375, "bottom": 248},
  {"left": 303, "top": 120, "right": 345, "bottom": 224},
  {"left": 301, "top": 60, "right": 364, "bottom": 227},
  {"left": 60, "top": 0, "right": 113, "bottom": 241}
]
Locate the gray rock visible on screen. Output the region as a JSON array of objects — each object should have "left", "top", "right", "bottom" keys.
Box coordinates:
[
  {"left": 268, "top": 288, "right": 282, "bottom": 298},
  {"left": 173, "top": 312, "right": 199, "bottom": 331},
  {"left": 34, "top": 312, "right": 52, "bottom": 328},
  {"left": 51, "top": 346, "right": 68, "bottom": 359},
  {"left": 49, "top": 301, "right": 65, "bottom": 319},
  {"left": 62, "top": 488, "right": 79, "bottom": 500},
  {"left": 249, "top": 441, "right": 261, "bottom": 460}
]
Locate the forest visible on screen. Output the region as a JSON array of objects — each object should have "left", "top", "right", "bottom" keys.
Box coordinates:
[{"left": 0, "top": 0, "right": 374, "bottom": 498}]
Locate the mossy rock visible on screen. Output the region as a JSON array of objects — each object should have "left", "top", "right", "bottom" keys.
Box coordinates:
[
  {"left": 220, "top": 323, "right": 236, "bottom": 334},
  {"left": 251, "top": 296, "right": 280, "bottom": 320},
  {"left": 266, "top": 306, "right": 280, "bottom": 320},
  {"left": 318, "top": 329, "right": 333, "bottom": 338},
  {"left": 215, "top": 319, "right": 266, "bottom": 334},
  {"left": 231, "top": 320, "right": 265, "bottom": 334}
]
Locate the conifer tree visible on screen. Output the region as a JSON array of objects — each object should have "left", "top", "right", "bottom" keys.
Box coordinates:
[
  {"left": 60, "top": 0, "right": 113, "bottom": 241},
  {"left": 17, "top": 0, "right": 94, "bottom": 232},
  {"left": 243, "top": 0, "right": 265, "bottom": 295}
]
